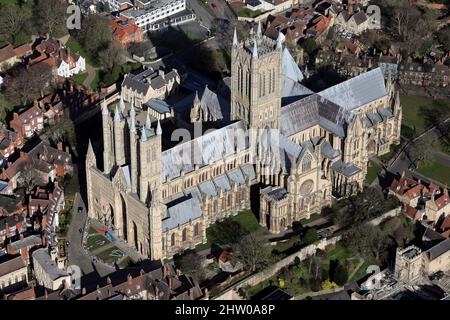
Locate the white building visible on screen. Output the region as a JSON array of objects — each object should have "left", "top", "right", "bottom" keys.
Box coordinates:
[
  {"left": 56, "top": 52, "right": 86, "bottom": 78},
  {"left": 32, "top": 247, "right": 70, "bottom": 291},
  {"left": 103, "top": 0, "right": 133, "bottom": 12},
  {"left": 121, "top": 0, "right": 187, "bottom": 30}
]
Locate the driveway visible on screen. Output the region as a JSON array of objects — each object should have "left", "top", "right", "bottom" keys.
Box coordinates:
[{"left": 66, "top": 193, "right": 115, "bottom": 281}]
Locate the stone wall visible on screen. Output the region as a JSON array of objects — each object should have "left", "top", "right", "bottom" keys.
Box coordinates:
[
  {"left": 367, "top": 207, "right": 401, "bottom": 227},
  {"left": 235, "top": 235, "right": 342, "bottom": 290}
]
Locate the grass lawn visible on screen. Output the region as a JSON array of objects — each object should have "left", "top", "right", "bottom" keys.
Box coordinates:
[
  {"left": 400, "top": 94, "right": 433, "bottom": 134},
  {"left": 195, "top": 210, "right": 261, "bottom": 252},
  {"left": 415, "top": 159, "right": 450, "bottom": 185},
  {"left": 90, "top": 70, "right": 101, "bottom": 90},
  {"left": 237, "top": 8, "right": 263, "bottom": 18},
  {"left": 66, "top": 38, "right": 97, "bottom": 67},
  {"left": 86, "top": 227, "right": 111, "bottom": 251},
  {"left": 231, "top": 210, "right": 261, "bottom": 233},
  {"left": 365, "top": 160, "right": 382, "bottom": 184},
  {"left": 71, "top": 72, "right": 88, "bottom": 86},
  {"left": 435, "top": 138, "right": 450, "bottom": 155},
  {"left": 96, "top": 246, "right": 125, "bottom": 264},
  {"left": 400, "top": 94, "right": 450, "bottom": 135},
  {"left": 272, "top": 235, "right": 300, "bottom": 253}
]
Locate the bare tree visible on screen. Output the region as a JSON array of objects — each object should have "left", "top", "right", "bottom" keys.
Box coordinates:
[
  {"left": 98, "top": 44, "right": 127, "bottom": 72},
  {"left": 17, "top": 165, "right": 39, "bottom": 192},
  {"left": 232, "top": 233, "right": 273, "bottom": 273},
  {"left": 0, "top": 4, "right": 32, "bottom": 43},
  {"left": 36, "top": 0, "right": 67, "bottom": 38}
]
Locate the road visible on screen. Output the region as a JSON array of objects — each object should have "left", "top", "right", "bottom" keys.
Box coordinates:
[{"left": 66, "top": 193, "right": 114, "bottom": 282}]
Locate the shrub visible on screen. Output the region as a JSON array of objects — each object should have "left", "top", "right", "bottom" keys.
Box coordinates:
[
  {"left": 302, "top": 228, "right": 319, "bottom": 245},
  {"left": 321, "top": 279, "right": 338, "bottom": 290}
]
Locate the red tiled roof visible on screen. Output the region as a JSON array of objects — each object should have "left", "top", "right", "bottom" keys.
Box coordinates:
[
  {"left": 0, "top": 44, "right": 15, "bottom": 62},
  {"left": 441, "top": 217, "right": 450, "bottom": 231},
  {"left": 404, "top": 185, "right": 423, "bottom": 200},
  {"left": 404, "top": 204, "right": 419, "bottom": 220},
  {"left": 13, "top": 43, "right": 32, "bottom": 57},
  {"left": 0, "top": 256, "right": 26, "bottom": 277}
]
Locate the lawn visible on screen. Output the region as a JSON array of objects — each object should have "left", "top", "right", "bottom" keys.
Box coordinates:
[
  {"left": 71, "top": 72, "right": 88, "bottom": 86},
  {"left": 96, "top": 246, "right": 125, "bottom": 264},
  {"left": 400, "top": 94, "right": 450, "bottom": 135},
  {"left": 231, "top": 210, "right": 261, "bottom": 233},
  {"left": 195, "top": 210, "right": 261, "bottom": 252},
  {"left": 237, "top": 8, "right": 263, "bottom": 18},
  {"left": 86, "top": 227, "right": 111, "bottom": 251},
  {"left": 66, "top": 38, "right": 97, "bottom": 67},
  {"left": 415, "top": 159, "right": 450, "bottom": 185},
  {"left": 365, "top": 160, "right": 382, "bottom": 184}
]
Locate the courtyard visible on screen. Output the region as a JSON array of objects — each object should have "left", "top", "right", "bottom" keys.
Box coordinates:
[{"left": 84, "top": 223, "right": 133, "bottom": 268}]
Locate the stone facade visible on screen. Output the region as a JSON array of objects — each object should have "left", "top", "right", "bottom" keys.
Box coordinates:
[{"left": 86, "top": 29, "right": 402, "bottom": 260}]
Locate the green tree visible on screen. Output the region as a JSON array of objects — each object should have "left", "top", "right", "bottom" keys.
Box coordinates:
[
  {"left": 0, "top": 3, "right": 33, "bottom": 44},
  {"left": 74, "top": 15, "right": 112, "bottom": 59},
  {"left": 302, "top": 228, "right": 319, "bottom": 245},
  {"left": 333, "top": 264, "right": 348, "bottom": 286},
  {"left": 174, "top": 251, "right": 205, "bottom": 282},
  {"left": 208, "top": 218, "right": 247, "bottom": 245}
]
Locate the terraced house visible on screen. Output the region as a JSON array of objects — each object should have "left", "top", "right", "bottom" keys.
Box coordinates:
[{"left": 85, "top": 27, "right": 402, "bottom": 260}]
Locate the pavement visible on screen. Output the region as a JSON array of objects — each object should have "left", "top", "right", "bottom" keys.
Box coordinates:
[
  {"left": 66, "top": 193, "right": 115, "bottom": 280},
  {"left": 83, "top": 64, "right": 98, "bottom": 88}
]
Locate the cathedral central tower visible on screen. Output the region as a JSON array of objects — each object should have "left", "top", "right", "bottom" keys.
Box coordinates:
[{"left": 230, "top": 24, "right": 283, "bottom": 130}]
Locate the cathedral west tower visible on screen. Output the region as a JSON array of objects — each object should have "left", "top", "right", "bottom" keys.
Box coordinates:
[{"left": 230, "top": 23, "right": 283, "bottom": 130}]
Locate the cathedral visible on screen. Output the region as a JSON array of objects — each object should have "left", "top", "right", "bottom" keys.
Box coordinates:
[{"left": 85, "top": 25, "right": 402, "bottom": 260}]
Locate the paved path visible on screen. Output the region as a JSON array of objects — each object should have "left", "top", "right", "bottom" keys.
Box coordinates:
[
  {"left": 83, "top": 64, "right": 98, "bottom": 88},
  {"left": 66, "top": 193, "right": 115, "bottom": 279}
]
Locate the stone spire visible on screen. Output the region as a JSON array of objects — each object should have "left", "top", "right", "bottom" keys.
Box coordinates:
[
  {"left": 276, "top": 31, "right": 283, "bottom": 50},
  {"left": 256, "top": 21, "right": 262, "bottom": 38},
  {"left": 130, "top": 97, "right": 136, "bottom": 118},
  {"left": 129, "top": 114, "right": 136, "bottom": 133},
  {"left": 252, "top": 40, "right": 258, "bottom": 59},
  {"left": 233, "top": 27, "right": 238, "bottom": 47},
  {"left": 141, "top": 126, "right": 147, "bottom": 141},
  {"left": 146, "top": 109, "right": 152, "bottom": 129},
  {"left": 119, "top": 95, "right": 125, "bottom": 113},
  {"left": 114, "top": 105, "right": 120, "bottom": 121},
  {"left": 102, "top": 99, "right": 109, "bottom": 115},
  {"left": 156, "top": 119, "right": 162, "bottom": 136}
]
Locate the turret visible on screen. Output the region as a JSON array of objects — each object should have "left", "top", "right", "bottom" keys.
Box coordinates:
[{"left": 101, "top": 99, "right": 113, "bottom": 174}]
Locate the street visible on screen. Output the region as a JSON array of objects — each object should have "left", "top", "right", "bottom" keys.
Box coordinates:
[{"left": 66, "top": 193, "right": 114, "bottom": 282}]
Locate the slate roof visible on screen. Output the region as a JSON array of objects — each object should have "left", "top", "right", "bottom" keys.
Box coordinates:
[
  {"left": 281, "top": 47, "right": 313, "bottom": 98},
  {"left": 162, "top": 121, "right": 247, "bottom": 181},
  {"left": 197, "top": 86, "right": 223, "bottom": 121},
  {"left": 162, "top": 193, "right": 202, "bottom": 231},
  {"left": 426, "top": 238, "right": 450, "bottom": 261},
  {"left": 261, "top": 186, "right": 288, "bottom": 201},
  {"left": 318, "top": 68, "right": 387, "bottom": 112},
  {"left": 331, "top": 160, "right": 362, "bottom": 177},
  {"left": 32, "top": 248, "right": 68, "bottom": 281},
  {"left": 122, "top": 68, "right": 178, "bottom": 95},
  {"left": 145, "top": 99, "right": 171, "bottom": 114},
  {"left": 280, "top": 94, "right": 346, "bottom": 137}
]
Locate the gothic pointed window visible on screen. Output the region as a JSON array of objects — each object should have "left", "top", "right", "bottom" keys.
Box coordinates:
[
  {"left": 302, "top": 154, "right": 312, "bottom": 172},
  {"left": 182, "top": 229, "right": 187, "bottom": 242},
  {"left": 194, "top": 223, "right": 200, "bottom": 236},
  {"left": 171, "top": 233, "right": 175, "bottom": 246}
]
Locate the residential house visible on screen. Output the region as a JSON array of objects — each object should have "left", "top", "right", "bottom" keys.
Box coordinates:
[
  {"left": 0, "top": 140, "right": 73, "bottom": 191},
  {"left": 28, "top": 38, "right": 86, "bottom": 79},
  {"left": 389, "top": 175, "right": 449, "bottom": 225},
  {"left": 334, "top": 7, "right": 370, "bottom": 35},
  {"left": 0, "top": 194, "right": 24, "bottom": 217},
  {"left": 0, "top": 215, "right": 26, "bottom": 245},
  {"left": 7, "top": 234, "right": 42, "bottom": 264},
  {"left": 28, "top": 183, "right": 65, "bottom": 235},
  {"left": 121, "top": 68, "right": 180, "bottom": 108},
  {"left": 0, "top": 256, "right": 28, "bottom": 294},
  {"left": 0, "top": 43, "right": 32, "bottom": 71},
  {"left": 398, "top": 62, "right": 450, "bottom": 88},
  {"left": 9, "top": 105, "right": 44, "bottom": 139},
  {"left": 112, "top": 18, "right": 144, "bottom": 47},
  {"left": 0, "top": 125, "right": 24, "bottom": 168},
  {"left": 35, "top": 95, "right": 64, "bottom": 125}
]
